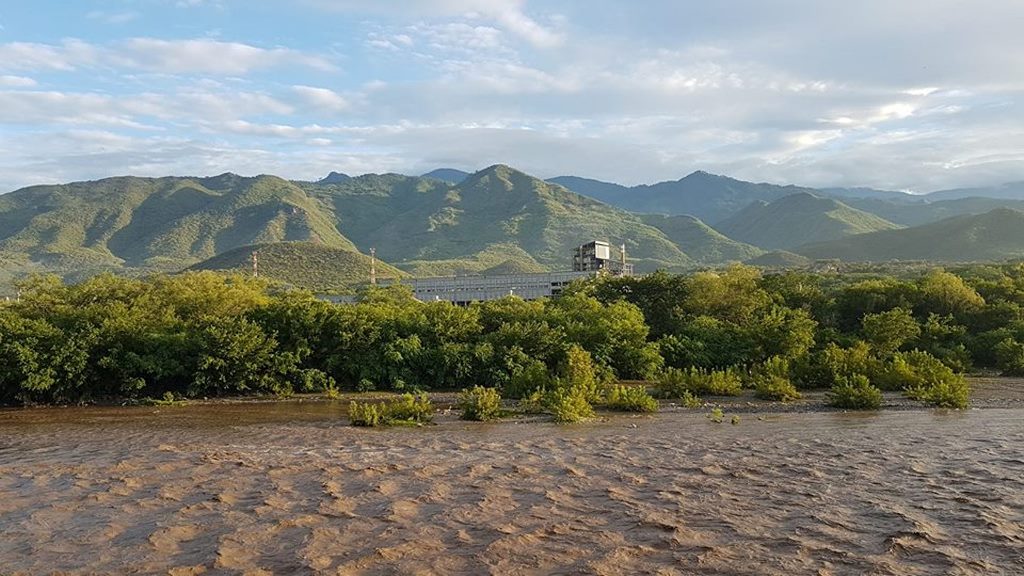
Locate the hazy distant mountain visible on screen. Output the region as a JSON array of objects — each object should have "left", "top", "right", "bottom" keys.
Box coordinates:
[
  {"left": 546, "top": 176, "right": 632, "bottom": 205},
  {"left": 924, "top": 181, "right": 1024, "bottom": 202},
  {"left": 715, "top": 192, "right": 900, "bottom": 250},
  {"left": 551, "top": 171, "right": 825, "bottom": 223},
  {"left": 844, "top": 196, "right": 1024, "bottom": 227},
  {"left": 319, "top": 171, "right": 351, "bottom": 184},
  {"left": 189, "top": 241, "right": 406, "bottom": 292},
  {"left": 797, "top": 208, "right": 1024, "bottom": 262},
  {"left": 421, "top": 168, "right": 471, "bottom": 184},
  {"left": 819, "top": 186, "right": 917, "bottom": 201}
]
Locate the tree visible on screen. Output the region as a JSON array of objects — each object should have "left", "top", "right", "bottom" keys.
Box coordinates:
[{"left": 862, "top": 308, "right": 920, "bottom": 356}]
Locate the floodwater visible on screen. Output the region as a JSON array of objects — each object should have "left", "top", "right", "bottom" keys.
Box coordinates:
[{"left": 1, "top": 397, "right": 1023, "bottom": 575}]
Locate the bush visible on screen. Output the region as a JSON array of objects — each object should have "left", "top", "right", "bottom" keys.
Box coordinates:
[
  {"left": 904, "top": 375, "right": 970, "bottom": 409},
  {"left": 655, "top": 367, "right": 742, "bottom": 398},
  {"left": 458, "top": 386, "right": 503, "bottom": 421},
  {"left": 602, "top": 384, "right": 658, "bottom": 413},
  {"left": 754, "top": 375, "right": 801, "bottom": 402},
  {"left": 504, "top": 359, "right": 550, "bottom": 399},
  {"left": 828, "top": 374, "right": 882, "bottom": 410},
  {"left": 750, "top": 357, "right": 801, "bottom": 402},
  {"left": 547, "top": 388, "right": 595, "bottom": 423},
  {"left": 348, "top": 400, "right": 385, "bottom": 427},
  {"left": 994, "top": 338, "right": 1024, "bottom": 376},
  {"left": 348, "top": 393, "right": 434, "bottom": 426}
]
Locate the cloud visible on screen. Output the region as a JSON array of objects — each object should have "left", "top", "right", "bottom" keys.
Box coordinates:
[
  {"left": 308, "top": 0, "right": 563, "bottom": 47},
  {"left": 292, "top": 85, "right": 350, "bottom": 113},
  {"left": 0, "top": 38, "right": 335, "bottom": 74},
  {"left": 0, "top": 75, "right": 37, "bottom": 87}
]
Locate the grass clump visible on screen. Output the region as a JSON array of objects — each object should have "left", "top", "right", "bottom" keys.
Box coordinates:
[
  {"left": 457, "top": 386, "right": 504, "bottom": 421},
  {"left": 602, "top": 384, "right": 658, "bottom": 413},
  {"left": 828, "top": 374, "right": 882, "bottom": 410},
  {"left": 656, "top": 367, "right": 742, "bottom": 398},
  {"left": 348, "top": 393, "right": 434, "bottom": 427}
]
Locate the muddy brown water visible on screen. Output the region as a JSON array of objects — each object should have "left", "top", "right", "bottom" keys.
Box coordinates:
[{"left": 2, "top": 389, "right": 1023, "bottom": 575}]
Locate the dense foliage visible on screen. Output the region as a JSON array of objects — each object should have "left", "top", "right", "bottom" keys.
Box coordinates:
[{"left": 5, "top": 262, "right": 1024, "bottom": 409}]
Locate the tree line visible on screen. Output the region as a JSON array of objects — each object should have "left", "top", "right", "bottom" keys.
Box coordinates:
[{"left": 2, "top": 263, "right": 1023, "bottom": 406}]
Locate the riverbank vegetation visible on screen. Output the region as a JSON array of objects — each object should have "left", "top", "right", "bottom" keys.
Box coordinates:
[{"left": 4, "top": 263, "right": 1024, "bottom": 412}]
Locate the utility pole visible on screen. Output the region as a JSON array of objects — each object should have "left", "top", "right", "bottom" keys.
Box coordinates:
[
  {"left": 251, "top": 251, "right": 259, "bottom": 278},
  {"left": 369, "top": 247, "right": 377, "bottom": 285}
]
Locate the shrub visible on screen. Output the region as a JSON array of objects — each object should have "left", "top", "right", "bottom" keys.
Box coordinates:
[
  {"left": 504, "top": 359, "right": 550, "bottom": 399},
  {"left": 754, "top": 375, "right": 801, "bottom": 402},
  {"left": 828, "top": 374, "right": 882, "bottom": 410},
  {"left": 904, "top": 375, "right": 970, "bottom": 409},
  {"left": 458, "top": 386, "right": 503, "bottom": 421},
  {"left": 348, "top": 393, "right": 434, "bottom": 426},
  {"left": 516, "top": 388, "right": 548, "bottom": 414},
  {"left": 708, "top": 407, "right": 724, "bottom": 423},
  {"left": 751, "top": 357, "right": 801, "bottom": 402},
  {"left": 994, "top": 338, "right": 1024, "bottom": 376},
  {"left": 655, "top": 367, "right": 742, "bottom": 398},
  {"left": 348, "top": 400, "right": 385, "bottom": 427},
  {"left": 547, "top": 388, "right": 595, "bottom": 423},
  {"left": 560, "top": 345, "right": 605, "bottom": 404},
  {"left": 678, "top": 390, "right": 702, "bottom": 408},
  {"left": 602, "top": 384, "right": 658, "bottom": 413}
]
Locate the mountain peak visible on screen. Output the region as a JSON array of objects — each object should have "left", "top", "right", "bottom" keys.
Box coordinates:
[
  {"left": 319, "top": 171, "right": 351, "bottom": 184},
  {"left": 421, "top": 168, "right": 470, "bottom": 184}
]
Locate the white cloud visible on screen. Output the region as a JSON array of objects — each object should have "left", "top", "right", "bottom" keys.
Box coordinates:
[
  {"left": 292, "top": 85, "right": 350, "bottom": 112},
  {"left": 0, "top": 75, "right": 37, "bottom": 87},
  {"left": 0, "top": 38, "right": 335, "bottom": 74}
]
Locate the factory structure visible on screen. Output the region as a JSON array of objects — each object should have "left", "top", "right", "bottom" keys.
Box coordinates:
[{"left": 323, "top": 240, "right": 634, "bottom": 306}]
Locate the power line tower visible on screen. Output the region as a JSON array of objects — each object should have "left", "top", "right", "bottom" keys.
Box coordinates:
[{"left": 251, "top": 251, "right": 259, "bottom": 278}]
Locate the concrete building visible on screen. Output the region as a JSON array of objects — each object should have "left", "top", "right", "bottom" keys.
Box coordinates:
[{"left": 573, "top": 241, "right": 634, "bottom": 276}]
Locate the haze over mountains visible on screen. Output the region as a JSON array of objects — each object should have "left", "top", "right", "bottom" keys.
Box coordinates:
[{"left": 3, "top": 164, "right": 1024, "bottom": 291}]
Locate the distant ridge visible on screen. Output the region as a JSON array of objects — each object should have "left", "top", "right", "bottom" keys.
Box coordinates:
[
  {"left": 421, "top": 168, "right": 471, "bottom": 184},
  {"left": 797, "top": 208, "right": 1024, "bottom": 262},
  {"left": 550, "top": 171, "right": 822, "bottom": 223},
  {"left": 715, "top": 192, "right": 899, "bottom": 250}
]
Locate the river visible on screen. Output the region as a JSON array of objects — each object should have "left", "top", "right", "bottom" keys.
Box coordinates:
[{"left": 1, "top": 394, "right": 1023, "bottom": 574}]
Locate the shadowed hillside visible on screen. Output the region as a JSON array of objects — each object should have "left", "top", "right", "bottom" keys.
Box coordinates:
[
  {"left": 715, "top": 192, "right": 899, "bottom": 250},
  {"left": 797, "top": 208, "right": 1024, "bottom": 262}
]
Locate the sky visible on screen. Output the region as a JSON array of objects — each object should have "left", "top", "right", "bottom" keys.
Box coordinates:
[{"left": 1, "top": 0, "right": 1022, "bottom": 193}]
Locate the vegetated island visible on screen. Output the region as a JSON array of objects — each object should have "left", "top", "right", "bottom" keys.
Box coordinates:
[{"left": 5, "top": 262, "right": 1024, "bottom": 422}]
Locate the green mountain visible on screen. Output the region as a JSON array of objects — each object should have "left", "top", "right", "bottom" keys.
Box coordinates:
[
  {"left": 188, "top": 241, "right": 405, "bottom": 291},
  {"left": 639, "top": 214, "right": 762, "bottom": 264},
  {"left": 421, "top": 168, "right": 471, "bottom": 184},
  {"left": 302, "top": 164, "right": 699, "bottom": 273},
  {"left": 2, "top": 164, "right": 769, "bottom": 287},
  {"left": 714, "top": 192, "right": 900, "bottom": 250},
  {"left": 797, "top": 208, "right": 1024, "bottom": 262},
  {"left": 549, "top": 171, "right": 823, "bottom": 223},
  {"left": 0, "top": 173, "right": 354, "bottom": 278}
]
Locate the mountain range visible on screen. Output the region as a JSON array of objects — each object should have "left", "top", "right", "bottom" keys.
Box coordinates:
[{"left": 3, "top": 164, "right": 1024, "bottom": 292}]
